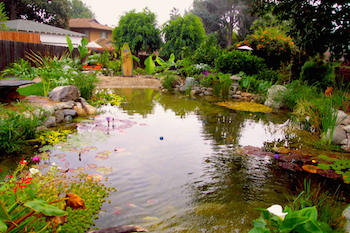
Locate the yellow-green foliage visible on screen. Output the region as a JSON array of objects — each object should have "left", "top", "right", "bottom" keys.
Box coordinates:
[
  {"left": 90, "top": 90, "right": 125, "bottom": 107},
  {"left": 38, "top": 130, "right": 73, "bottom": 146},
  {"left": 216, "top": 101, "right": 273, "bottom": 113}
]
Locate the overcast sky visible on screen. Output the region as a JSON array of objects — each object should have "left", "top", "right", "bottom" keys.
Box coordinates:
[{"left": 82, "top": 0, "right": 194, "bottom": 27}]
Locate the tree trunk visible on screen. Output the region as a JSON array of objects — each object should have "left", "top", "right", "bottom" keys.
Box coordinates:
[
  {"left": 9, "top": 0, "right": 17, "bottom": 20},
  {"left": 227, "top": 16, "right": 234, "bottom": 48}
]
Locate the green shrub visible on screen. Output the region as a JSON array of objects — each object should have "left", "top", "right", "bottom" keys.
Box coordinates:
[
  {"left": 242, "top": 27, "right": 296, "bottom": 69},
  {"left": 191, "top": 34, "right": 222, "bottom": 67},
  {"left": 214, "top": 50, "right": 266, "bottom": 75},
  {"left": 159, "top": 71, "right": 178, "bottom": 91},
  {"left": 300, "top": 56, "right": 336, "bottom": 90},
  {"left": 282, "top": 80, "right": 320, "bottom": 110},
  {"left": 256, "top": 68, "right": 281, "bottom": 82},
  {"left": 70, "top": 72, "right": 98, "bottom": 100},
  {"left": 238, "top": 72, "right": 272, "bottom": 95},
  {"left": 1, "top": 58, "right": 37, "bottom": 80},
  {"left": 0, "top": 105, "right": 45, "bottom": 154}
]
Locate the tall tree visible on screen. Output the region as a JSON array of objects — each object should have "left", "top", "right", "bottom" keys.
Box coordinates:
[
  {"left": 161, "top": 13, "right": 206, "bottom": 59},
  {"left": 2, "top": 0, "right": 71, "bottom": 28},
  {"left": 170, "top": 7, "right": 181, "bottom": 20},
  {"left": 192, "top": 0, "right": 256, "bottom": 48},
  {"left": 253, "top": 0, "right": 350, "bottom": 59},
  {"left": 69, "top": 0, "right": 94, "bottom": 18},
  {"left": 112, "top": 8, "right": 162, "bottom": 55},
  {"left": 0, "top": 2, "right": 8, "bottom": 30}
]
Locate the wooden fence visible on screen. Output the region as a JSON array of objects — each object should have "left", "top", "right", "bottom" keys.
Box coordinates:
[
  {"left": 0, "top": 31, "right": 40, "bottom": 43},
  {"left": 0, "top": 40, "right": 79, "bottom": 70}
]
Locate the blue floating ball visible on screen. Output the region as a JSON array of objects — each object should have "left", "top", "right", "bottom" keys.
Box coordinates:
[{"left": 160, "top": 136, "right": 164, "bottom": 140}]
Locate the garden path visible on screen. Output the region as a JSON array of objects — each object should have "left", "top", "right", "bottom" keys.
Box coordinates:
[{"left": 97, "top": 75, "right": 161, "bottom": 89}]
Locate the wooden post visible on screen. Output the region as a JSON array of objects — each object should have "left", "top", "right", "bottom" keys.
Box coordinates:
[{"left": 121, "top": 43, "right": 133, "bottom": 77}]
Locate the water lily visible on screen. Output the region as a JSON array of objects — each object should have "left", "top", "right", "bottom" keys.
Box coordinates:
[
  {"left": 267, "top": 204, "right": 288, "bottom": 220},
  {"left": 29, "top": 168, "right": 40, "bottom": 175}
]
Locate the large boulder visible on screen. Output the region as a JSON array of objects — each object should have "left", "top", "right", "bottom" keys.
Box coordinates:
[
  {"left": 264, "top": 85, "right": 287, "bottom": 109},
  {"left": 49, "top": 85, "right": 80, "bottom": 102},
  {"left": 325, "top": 125, "right": 347, "bottom": 145}
]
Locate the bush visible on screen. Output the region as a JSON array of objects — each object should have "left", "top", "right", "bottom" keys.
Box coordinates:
[
  {"left": 214, "top": 50, "right": 266, "bottom": 75},
  {"left": 300, "top": 56, "right": 336, "bottom": 90},
  {"left": 159, "top": 71, "right": 179, "bottom": 91},
  {"left": 241, "top": 27, "right": 296, "bottom": 69},
  {"left": 191, "top": 34, "right": 222, "bottom": 67},
  {"left": 70, "top": 72, "right": 98, "bottom": 100},
  {"left": 282, "top": 80, "right": 320, "bottom": 110},
  {"left": 1, "top": 58, "right": 37, "bottom": 80},
  {"left": 0, "top": 105, "right": 45, "bottom": 154}
]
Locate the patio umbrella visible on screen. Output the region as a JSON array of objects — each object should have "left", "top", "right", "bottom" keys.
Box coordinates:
[{"left": 237, "top": 45, "right": 253, "bottom": 51}]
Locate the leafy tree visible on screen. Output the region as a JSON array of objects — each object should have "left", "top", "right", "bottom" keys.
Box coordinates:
[
  {"left": 192, "top": 0, "right": 257, "bottom": 48},
  {"left": 170, "top": 7, "right": 181, "bottom": 20},
  {"left": 69, "top": 0, "right": 94, "bottom": 18},
  {"left": 253, "top": 0, "right": 350, "bottom": 59},
  {"left": 0, "top": 2, "right": 8, "bottom": 30},
  {"left": 2, "top": 0, "right": 71, "bottom": 28},
  {"left": 112, "top": 8, "right": 162, "bottom": 55},
  {"left": 161, "top": 13, "right": 206, "bottom": 59}
]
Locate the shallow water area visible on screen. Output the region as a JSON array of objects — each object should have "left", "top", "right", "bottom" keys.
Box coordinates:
[{"left": 5, "top": 89, "right": 348, "bottom": 232}]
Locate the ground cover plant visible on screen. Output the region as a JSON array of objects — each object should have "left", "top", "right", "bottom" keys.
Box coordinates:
[
  {"left": 0, "top": 158, "right": 114, "bottom": 233},
  {"left": 0, "top": 104, "right": 46, "bottom": 154}
]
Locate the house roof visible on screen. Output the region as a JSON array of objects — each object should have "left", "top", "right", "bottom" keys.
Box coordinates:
[
  {"left": 2, "top": 20, "right": 85, "bottom": 37},
  {"left": 95, "top": 38, "right": 114, "bottom": 49},
  {"left": 69, "top": 18, "right": 112, "bottom": 31}
]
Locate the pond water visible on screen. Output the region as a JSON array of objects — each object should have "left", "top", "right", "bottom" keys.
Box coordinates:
[{"left": 1, "top": 89, "right": 346, "bottom": 232}]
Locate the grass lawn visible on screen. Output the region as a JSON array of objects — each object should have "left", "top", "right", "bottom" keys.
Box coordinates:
[{"left": 18, "top": 82, "right": 45, "bottom": 96}]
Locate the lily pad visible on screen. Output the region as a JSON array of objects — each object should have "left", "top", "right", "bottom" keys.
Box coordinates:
[
  {"left": 24, "top": 199, "right": 67, "bottom": 216},
  {"left": 54, "top": 153, "right": 66, "bottom": 159},
  {"left": 216, "top": 101, "right": 273, "bottom": 113},
  {"left": 302, "top": 165, "right": 319, "bottom": 174},
  {"left": 96, "top": 167, "right": 113, "bottom": 175}
]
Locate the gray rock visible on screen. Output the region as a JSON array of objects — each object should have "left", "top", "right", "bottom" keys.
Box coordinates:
[
  {"left": 336, "top": 110, "right": 348, "bottom": 125},
  {"left": 343, "top": 125, "right": 350, "bottom": 133},
  {"left": 340, "top": 116, "right": 350, "bottom": 126},
  {"left": 79, "top": 97, "right": 88, "bottom": 105},
  {"left": 0, "top": 78, "right": 34, "bottom": 87},
  {"left": 63, "top": 109, "right": 77, "bottom": 117},
  {"left": 232, "top": 94, "right": 241, "bottom": 99},
  {"left": 36, "top": 125, "right": 48, "bottom": 133},
  {"left": 40, "top": 105, "right": 55, "bottom": 115},
  {"left": 184, "top": 77, "right": 195, "bottom": 89},
  {"left": 326, "top": 126, "right": 347, "bottom": 144},
  {"left": 340, "top": 139, "right": 348, "bottom": 145},
  {"left": 43, "top": 116, "right": 56, "bottom": 128},
  {"left": 48, "top": 85, "right": 80, "bottom": 102},
  {"left": 55, "top": 101, "right": 75, "bottom": 110},
  {"left": 204, "top": 91, "right": 210, "bottom": 96},
  {"left": 264, "top": 85, "right": 287, "bottom": 109},
  {"left": 190, "top": 90, "right": 196, "bottom": 96},
  {"left": 230, "top": 75, "right": 242, "bottom": 81},
  {"left": 236, "top": 91, "right": 241, "bottom": 95},
  {"left": 55, "top": 110, "right": 65, "bottom": 123},
  {"left": 179, "top": 85, "right": 187, "bottom": 92},
  {"left": 64, "top": 115, "right": 73, "bottom": 122},
  {"left": 207, "top": 87, "right": 213, "bottom": 92}
]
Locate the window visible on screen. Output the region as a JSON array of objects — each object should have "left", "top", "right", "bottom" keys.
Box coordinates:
[{"left": 100, "top": 31, "right": 107, "bottom": 39}]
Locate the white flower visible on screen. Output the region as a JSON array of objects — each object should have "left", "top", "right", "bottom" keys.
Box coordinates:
[
  {"left": 29, "top": 168, "right": 40, "bottom": 175},
  {"left": 267, "top": 204, "right": 288, "bottom": 220}
]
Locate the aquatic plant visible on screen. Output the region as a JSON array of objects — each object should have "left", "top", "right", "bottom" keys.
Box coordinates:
[
  {"left": 144, "top": 55, "right": 156, "bottom": 74},
  {"left": 216, "top": 101, "right": 273, "bottom": 113},
  {"left": 249, "top": 205, "right": 333, "bottom": 233},
  {"left": 37, "top": 129, "right": 73, "bottom": 146},
  {"left": 90, "top": 90, "right": 125, "bottom": 107},
  {"left": 317, "top": 155, "right": 350, "bottom": 184}
]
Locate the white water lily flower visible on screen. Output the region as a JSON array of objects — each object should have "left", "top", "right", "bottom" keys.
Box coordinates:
[
  {"left": 29, "top": 168, "right": 40, "bottom": 175},
  {"left": 267, "top": 204, "right": 288, "bottom": 220}
]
